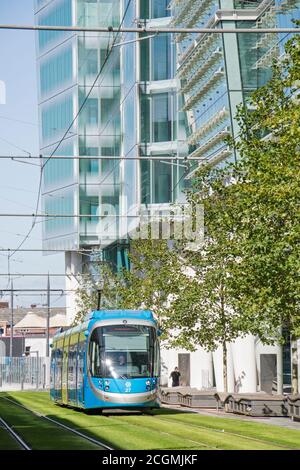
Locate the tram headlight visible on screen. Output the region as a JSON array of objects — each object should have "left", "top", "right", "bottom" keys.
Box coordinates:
[
  {"left": 104, "top": 380, "right": 110, "bottom": 386},
  {"left": 105, "top": 385, "right": 110, "bottom": 391},
  {"left": 146, "top": 380, "right": 151, "bottom": 386}
]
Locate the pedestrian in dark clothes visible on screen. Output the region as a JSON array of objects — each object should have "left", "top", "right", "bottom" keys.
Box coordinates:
[{"left": 170, "top": 366, "right": 181, "bottom": 387}]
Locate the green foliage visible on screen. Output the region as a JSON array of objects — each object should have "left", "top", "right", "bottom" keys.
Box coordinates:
[
  {"left": 228, "top": 34, "right": 300, "bottom": 339},
  {"left": 74, "top": 262, "right": 119, "bottom": 325}
]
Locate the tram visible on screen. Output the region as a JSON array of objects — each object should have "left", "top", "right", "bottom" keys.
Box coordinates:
[{"left": 50, "top": 310, "right": 161, "bottom": 410}]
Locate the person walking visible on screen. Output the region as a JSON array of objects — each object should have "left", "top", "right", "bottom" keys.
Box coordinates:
[{"left": 170, "top": 366, "right": 181, "bottom": 387}]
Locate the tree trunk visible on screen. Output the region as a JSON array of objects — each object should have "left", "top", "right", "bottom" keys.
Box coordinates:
[
  {"left": 223, "top": 340, "right": 228, "bottom": 394},
  {"left": 291, "top": 338, "right": 299, "bottom": 395}
]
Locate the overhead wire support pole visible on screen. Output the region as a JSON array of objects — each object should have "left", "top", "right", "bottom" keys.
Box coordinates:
[
  {"left": 0, "top": 24, "right": 299, "bottom": 34},
  {"left": 9, "top": 279, "right": 13, "bottom": 362},
  {"left": 46, "top": 274, "right": 50, "bottom": 358}
]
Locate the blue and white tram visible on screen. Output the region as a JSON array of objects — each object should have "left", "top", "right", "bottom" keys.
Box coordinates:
[{"left": 50, "top": 310, "right": 161, "bottom": 410}]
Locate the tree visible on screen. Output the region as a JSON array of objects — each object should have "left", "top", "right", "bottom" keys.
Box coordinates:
[
  {"left": 163, "top": 167, "right": 253, "bottom": 393},
  {"left": 74, "top": 262, "right": 119, "bottom": 325},
  {"left": 228, "top": 33, "right": 300, "bottom": 391},
  {"left": 113, "top": 189, "right": 252, "bottom": 392}
]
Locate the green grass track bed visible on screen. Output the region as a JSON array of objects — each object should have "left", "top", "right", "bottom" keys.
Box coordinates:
[
  {"left": 0, "top": 425, "right": 24, "bottom": 450},
  {"left": 0, "top": 397, "right": 101, "bottom": 450},
  {"left": 1, "top": 391, "right": 300, "bottom": 450}
]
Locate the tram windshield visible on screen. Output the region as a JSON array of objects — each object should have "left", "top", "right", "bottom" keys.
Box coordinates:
[{"left": 89, "top": 324, "right": 159, "bottom": 379}]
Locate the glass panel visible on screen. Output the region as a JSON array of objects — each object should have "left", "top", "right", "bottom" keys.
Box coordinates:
[
  {"left": 152, "top": 0, "right": 170, "bottom": 19},
  {"left": 140, "top": 34, "right": 150, "bottom": 81},
  {"left": 153, "top": 93, "right": 172, "bottom": 142},
  {"left": 140, "top": 0, "right": 170, "bottom": 19},
  {"left": 140, "top": 92, "right": 150, "bottom": 143},
  {"left": 153, "top": 34, "right": 172, "bottom": 81},
  {"left": 141, "top": 160, "right": 151, "bottom": 204},
  {"left": 41, "top": 94, "right": 73, "bottom": 142},
  {"left": 40, "top": 47, "right": 73, "bottom": 97},
  {"left": 153, "top": 160, "right": 172, "bottom": 203},
  {"left": 38, "top": 0, "right": 72, "bottom": 52},
  {"left": 89, "top": 325, "right": 157, "bottom": 378}
]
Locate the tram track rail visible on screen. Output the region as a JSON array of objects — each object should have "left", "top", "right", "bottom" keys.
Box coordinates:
[
  {"left": 0, "top": 396, "right": 114, "bottom": 451},
  {"left": 150, "top": 409, "right": 299, "bottom": 450},
  {"left": 0, "top": 415, "right": 31, "bottom": 450}
]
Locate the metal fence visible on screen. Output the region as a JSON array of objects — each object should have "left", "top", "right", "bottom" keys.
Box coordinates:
[{"left": 0, "top": 357, "right": 50, "bottom": 391}]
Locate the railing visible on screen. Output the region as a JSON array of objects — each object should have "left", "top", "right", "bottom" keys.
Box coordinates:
[{"left": 0, "top": 357, "right": 50, "bottom": 391}]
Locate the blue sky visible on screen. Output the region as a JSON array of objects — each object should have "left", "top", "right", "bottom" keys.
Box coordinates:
[{"left": 0, "top": 1, "right": 65, "bottom": 307}]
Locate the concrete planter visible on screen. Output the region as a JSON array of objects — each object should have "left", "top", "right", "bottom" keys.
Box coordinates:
[
  {"left": 287, "top": 395, "right": 300, "bottom": 421},
  {"left": 181, "top": 391, "right": 217, "bottom": 408},
  {"left": 224, "top": 393, "right": 288, "bottom": 417}
]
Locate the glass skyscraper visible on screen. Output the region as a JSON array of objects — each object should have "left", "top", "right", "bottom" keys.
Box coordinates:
[{"left": 35, "top": 0, "right": 188, "bottom": 317}]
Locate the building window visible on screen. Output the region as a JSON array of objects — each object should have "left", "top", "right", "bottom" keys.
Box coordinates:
[
  {"left": 152, "top": 93, "right": 172, "bottom": 142},
  {"left": 86, "top": 98, "right": 99, "bottom": 125},
  {"left": 140, "top": 0, "right": 170, "bottom": 19},
  {"left": 140, "top": 34, "right": 173, "bottom": 82}
]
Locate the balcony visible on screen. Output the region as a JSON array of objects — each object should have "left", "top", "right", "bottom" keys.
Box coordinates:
[
  {"left": 187, "top": 126, "right": 230, "bottom": 159},
  {"left": 185, "top": 145, "right": 232, "bottom": 179},
  {"left": 187, "top": 106, "right": 229, "bottom": 145},
  {"left": 171, "top": 0, "right": 204, "bottom": 27},
  {"left": 178, "top": 32, "right": 220, "bottom": 78},
  {"left": 182, "top": 68, "right": 225, "bottom": 111},
  {"left": 252, "top": 43, "right": 280, "bottom": 69},
  {"left": 175, "top": 0, "right": 216, "bottom": 42}
]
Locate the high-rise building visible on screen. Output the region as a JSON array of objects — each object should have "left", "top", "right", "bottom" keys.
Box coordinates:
[{"left": 35, "top": 0, "right": 188, "bottom": 319}]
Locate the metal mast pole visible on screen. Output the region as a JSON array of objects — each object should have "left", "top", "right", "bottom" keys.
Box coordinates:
[
  {"left": 9, "top": 279, "right": 13, "bottom": 360},
  {"left": 46, "top": 273, "right": 50, "bottom": 357}
]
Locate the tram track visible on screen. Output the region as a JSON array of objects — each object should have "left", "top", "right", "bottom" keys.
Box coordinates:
[
  {"left": 1, "top": 396, "right": 216, "bottom": 450},
  {"left": 148, "top": 410, "right": 298, "bottom": 450},
  {"left": 0, "top": 415, "right": 31, "bottom": 450},
  {"left": 0, "top": 396, "right": 114, "bottom": 451}
]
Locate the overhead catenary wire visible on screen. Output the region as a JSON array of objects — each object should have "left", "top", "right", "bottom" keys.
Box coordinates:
[
  {"left": 0, "top": 155, "right": 197, "bottom": 160},
  {"left": 0, "top": 249, "right": 101, "bottom": 253},
  {"left": 0, "top": 273, "right": 93, "bottom": 277},
  {"left": 0, "top": 24, "right": 299, "bottom": 34}
]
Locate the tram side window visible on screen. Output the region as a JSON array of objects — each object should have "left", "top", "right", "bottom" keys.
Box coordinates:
[
  {"left": 55, "top": 347, "right": 63, "bottom": 388},
  {"left": 77, "top": 341, "right": 85, "bottom": 388},
  {"left": 89, "top": 337, "right": 102, "bottom": 378},
  {"left": 68, "top": 344, "right": 76, "bottom": 386}
]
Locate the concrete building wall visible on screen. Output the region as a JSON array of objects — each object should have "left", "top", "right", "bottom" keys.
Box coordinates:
[{"left": 162, "top": 335, "right": 284, "bottom": 393}]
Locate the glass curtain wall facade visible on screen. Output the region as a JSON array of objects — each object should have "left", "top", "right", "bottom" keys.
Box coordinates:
[
  {"left": 35, "top": 0, "right": 189, "bottom": 274},
  {"left": 172, "top": 0, "right": 300, "bottom": 178},
  {"left": 35, "top": 0, "right": 120, "bottom": 255}
]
